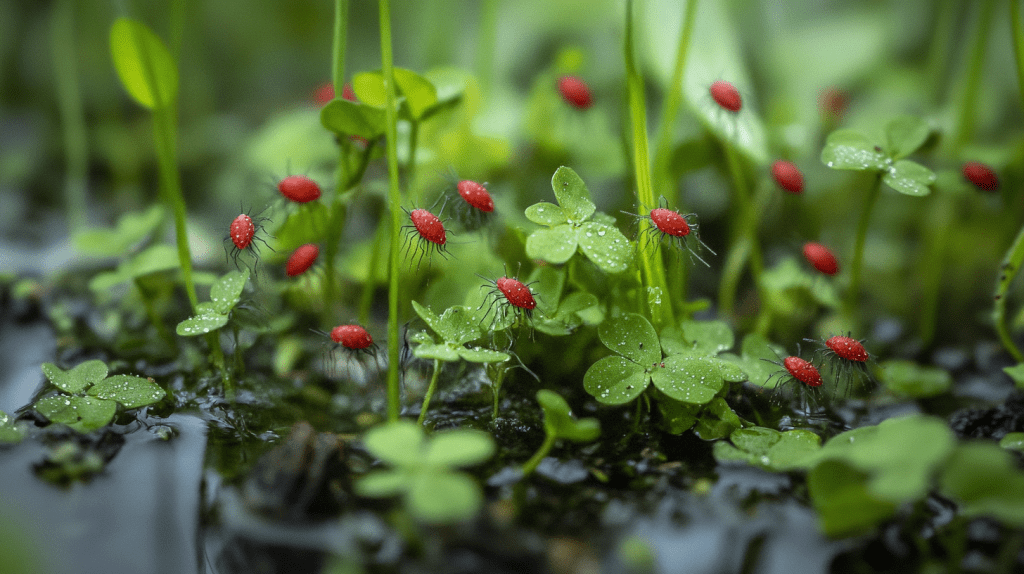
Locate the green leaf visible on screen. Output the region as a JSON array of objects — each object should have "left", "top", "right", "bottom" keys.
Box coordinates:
[
  {"left": 879, "top": 360, "right": 952, "bottom": 397},
  {"left": 351, "top": 71, "right": 387, "bottom": 107},
  {"left": 576, "top": 222, "right": 633, "bottom": 274},
  {"left": 599, "top": 313, "right": 660, "bottom": 365},
  {"left": 551, "top": 167, "right": 596, "bottom": 222},
  {"left": 0, "top": 410, "right": 25, "bottom": 444},
  {"left": 713, "top": 426, "right": 821, "bottom": 471},
  {"left": 35, "top": 395, "right": 117, "bottom": 432},
  {"left": 363, "top": 420, "right": 425, "bottom": 467},
  {"left": 87, "top": 375, "right": 165, "bottom": 409},
  {"left": 210, "top": 269, "right": 249, "bottom": 314},
  {"left": 883, "top": 159, "right": 935, "bottom": 196},
  {"left": 527, "top": 267, "right": 565, "bottom": 314},
  {"left": 320, "top": 99, "right": 386, "bottom": 139},
  {"left": 393, "top": 67, "right": 438, "bottom": 120},
  {"left": 411, "top": 301, "right": 442, "bottom": 333},
  {"left": 41, "top": 360, "right": 108, "bottom": 394},
  {"left": 407, "top": 471, "right": 482, "bottom": 523},
  {"left": 821, "top": 130, "right": 888, "bottom": 171},
  {"left": 718, "top": 334, "right": 786, "bottom": 388},
  {"left": 176, "top": 303, "right": 229, "bottom": 336},
  {"left": 650, "top": 355, "right": 722, "bottom": 404},
  {"left": 1004, "top": 364, "right": 1024, "bottom": 389},
  {"left": 884, "top": 115, "right": 931, "bottom": 160},
  {"left": 1000, "top": 433, "right": 1024, "bottom": 453},
  {"left": 109, "top": 18, "right": 178, "bottom": 109},
  {"left": 583, "top": 356, "right": 649, "bottom": 404},
  {"left": 456, "top": 346, "right": 510, "bottom": 363},
  {"left": 73, "top": 205, "right": 165, "bottom": 256},
  {"left": 89, "top": 244, "right": 180, "bottom": 291},
  {"left": 536, "top": 390, "right": 600, "bottom": 442},
  {"left": 808, "top": 460, "right": 898, "bottom": 537},
  {"left": 354, "top": 469, "right": 407, "bottom": 497},
  {"left": 273, "top": 203, "right": 332, "bottom": 250},
  {"left": 412, "top": 342, "right": 462, "bottom": 362},
  {"left": 424, "top": 430, "right": 495, "bottom": 467},
  {"left": 938, "top": 443, "right": 1024, "bottom": 526},
  {"left": 525, "top": 225, "right": 578, "bottom": 264},
  {"left": 653, "top": 393, "right": 700, "bottom": 434},
  {"left": 711, "top": 358, "right": 748, "bottom": 383},
  {"left": 435, "top": 306, "right": 481, "bottom": 345},
  {"left": 692, "top": 397, "right": 742, "bottom": 440},
  {"left": 525, "top": 202, "right": 568, "bottom": 226},
  {"left": 680, "top": 320, "right": 734, "bottom": 355}
]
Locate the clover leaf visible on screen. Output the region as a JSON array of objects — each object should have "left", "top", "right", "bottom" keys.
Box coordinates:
[
  {"left": 583, "top": 313, "right": 724, "bottom": 405},
  {"left": 411, "top": 301, "right": 510, "bottom": 364},
  {"left": 34, "top": 361, "right": 166, "bottom": 432},
  {"left": 808, "top": 459, "right": 898, "bottom": 538},
  {"left": 176, "top": 269, "right": 249, "bottom": 336},
  {"left": 0, "top": 410, "right": 26, "bottom": 444},
  {"left": 525, "top": 167, "right": 633, "bottom": 273},
  {"left": 879, "top": 360, "right": 952, "bottom": 398},
  {"left": 520, "top": 390, "right": 600, "bottom": 477},
  {"left": 938, "top": 443, "right": 1024, "bottom": 527},
  {"left": 355, "top": 420, "right": 494, "bottom": 523},
  {"left": 821, "top": 117, "right": 935, "bottom": 197},
  {"left": 713, "top": 426, "right": 821, "bottom": 471}
]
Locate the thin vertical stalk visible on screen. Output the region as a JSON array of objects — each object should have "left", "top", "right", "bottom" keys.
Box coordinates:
[
  {"left": 332, "top": 0, "right": 349, "bottom": 92},
  {"left": 845, "top": 173, "right": 882, "bottom": 317},
  {"left": 416, "top": 359, "right": 442, "bottom": 426},
  {"left": 716, "top": 145, "right": 763, "bottom": 318},
  {"left": 476, "top": 0, "right": 499, "bottom": 93},
  {"left": 51, "top": 0, "right": 89, "bottom": 233},
  {"left": 625, "top": 0, "right": 674, "bottom": 329},
  {"left": 520, "top": 433, "right": 556, "bottom": 477},
  {"left": 993, "top": 225, "right": 1024, "bottom": 362},
  {"left": 1013, "top": 0, "right": 1024, "bottom": 112},
  {"left": 380, "top": 0, "right": 403, "bottom": 422},
  {"left": 323, "top": 0, "right": 350, "bottom": 322},
  {"left": 951, "top": 0, "right": 995, "bottom": 153},
  {"left": 169, "top": 0, "right": 186, "bottom": 62}
]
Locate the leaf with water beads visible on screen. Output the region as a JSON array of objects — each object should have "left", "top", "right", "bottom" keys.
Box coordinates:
[
  {"left": 456, "top": 347, "right": 509, "bottom": 363},
  {"left": 87, "top": 374, "right": 166, "bottom": 409},
  {"left": 435, "top": 306, "right": 482, "bottom": 346},
  {"left": 598, "top": 313, "right": 660, "bottom": 365},
  {"left": 525, "top": 225, "right": 577, "bottom": 264},
  {"left": 41, "top": 361, "right": 108, "bottom": 394},
  {"left": 576, "top": 221, "right": 633, "bottom": 274},
  {"left": 176, "top": 302, "right": 229, "bottom": 336},
  {"left": 882, "top": 159, "right": 934, "bottom": 196},
  {"left": 551, "top": 166, "right": 596, "bottom": 222},
  {"left": 525, "top": 202, "right": 568, "bottom": 226},
  {"left": 821, "top": 130, "right": 888, "bottom": 171},
  {"left": 35, "top": 395, "right": 117, "bottom": 432},
  {"left": 210, "top": 269, "right": 249, "bottom": 314},
  {"left": 0, "top": 410, "right": 24, "bottom": 444},
  {"left": 650, "top": 355, "right": 721, "bottom": 405},
  {"left": 583, "top": 356, "right": 650, "bottom": 405},
  {"left": 713, "top": 426, "right": 821, "bottom": 471},
  {"left": 412, "top": 342, "right": 461, "bottom": 362}
]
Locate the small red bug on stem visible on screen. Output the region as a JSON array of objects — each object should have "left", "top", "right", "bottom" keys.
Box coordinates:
[
  {"left": 402, "top": 207, "right": 451, "bottom": 269},
  {"left": 478, "top": 267, "right": 538, "bottom": 331},
  {"left": 805, "top": 334, "right": 872, "bottom": 394},
  {"left": 558, "top": 75, "right": 592, "bottom": 109},
  {"left": 623, "top": 198, "right": 716, "bottom": 267},
  {"left": 313, "top": 83, "right": 334, "bottom": 106},
  {"left": 285, "top": 244, "right": 320, "bottom": 277},
  {"left": 962, "top": 162, "right": 999, "bottom": 191},
  {"left": 771, "top": 161, "right": 804, "bottom": 194},
  {"left": 312, "top": 324, "right": 379, "bottom": 378},
  {"left": 278, "top": 175, "right": 322, "bottom": 203},
  {"left": 761, "top": 346, "right": 825, "bottom": 409},
  {"left": 803, "top": 242, "right": 839, "bottom": 275},
  {"left": 225, "top": 209, "right": 272, "bottom": 273},
  {"left": 710, "top": 80, "right": 742, "bottom": 113}
]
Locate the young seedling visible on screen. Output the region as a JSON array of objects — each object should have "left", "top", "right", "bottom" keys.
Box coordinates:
[
  {"left": 176, "top": 269, "right": 251, "bottom": 395},
  {"left": 771, "top": 160, "right": 804, "bottom": 194},
  {"left": 962, "top": 161, "right": 999, "bottom": 191},
  {"left": 709, "top": 80, "right": 742, "bottom": 112},
  {"left": 805, "top": 334, "right": 872, "bottom": 394},
  {"left": 520, "top": 390, "right": 600, "bottom": 477},
  {"left": 33, "top": 360, "right": 166, "bottom": 433},
  {"left": 354, "top": 420, "right": 495, "bottom": 523},
  {"left": 803, "top": 242, "right": 839, "bottom": 276},
  {"left": 622, "top": 197, "right": 715, "bottom": 267},
  {"left": 410, "top": 301, "right": 510, "bottom": 425},
  {"left": 402, "top": 207, "right": 450, "bottom": 269},
  {"left": 277, "top": 175, "right": 322, "bottom": 203},
  {"left": 558, "top": 75, "right": 593, "bottom": 109},
  {"left": 285, "top": 243, "right": 320, "bottom": 277}
]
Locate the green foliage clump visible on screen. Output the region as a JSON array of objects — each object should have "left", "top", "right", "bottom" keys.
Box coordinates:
[{"left": 34, "top": 360, "right": 166, "bottom": 432}]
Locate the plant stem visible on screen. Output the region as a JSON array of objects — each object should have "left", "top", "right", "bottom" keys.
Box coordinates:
[
  {"left": 476, "top": 0, "right": 499, "bottom": 93},
  {"left": 380, "top": 0, "right": 403, "bottom": 422},
  {"left": 716, "top": 145, "right": 763, "bottom": 318},
  {"left": 993, "top": 224, "right": 1024, "bottom": 362},
  {"left": 416, "top": 359, "right": 441, "bottom": 426},
  {"left": 332, "top": 0, "right": 348, "bottom": 92},
  {"left": 50, "top": 0, "right": 88, "bottom": 234},
  {"left": 951, "top": 0, "right": 995, "bottom": 153},
  {"left": 133, "top": 278, "right": 176, "bottom": 349},
  {"left": 918, "top": 197, "right": 954, "bottom": 345},
  {"left": 1013, "top": 0, "right": 1024, "bottom": 113},
  {"left": 520, "top": 432, "right": 556, "bottom": 477},
  {"left": 625, "top": 0, "right": 674, "bottom": 329},
  {"left": 846, "top": 173, "right": 882, "bottom": 318},
  {"left": 359, "top": 223, "right": 388, "bottom": 324},
  {"left": 407, "top": 120, "right": 420, "bottom": 204},
  {"left": 322, "top": 0, "right": 350, "bottom": 322},
  {"left": 651, "top": 0, "right": 699, "bottom": 311}
]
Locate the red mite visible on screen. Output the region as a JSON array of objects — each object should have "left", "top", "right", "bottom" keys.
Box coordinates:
[
  {"left": 558, "top": 75, "right": 593, "bottom": 109},
  {"left": 710, "top": 80, "right": 742, "bottom": 112},
  {"left": 496, "top": 277, "right": 537, "bottom": 310},
  {"left": 649, "top": 208, "right": 691, "bottom": 237},
  {"left": 783, "top": 356, "right": 823, "bottom": 387},
  {"left": 825, "top": 336, "right": 868, "bottom": 362},
  {"left": 342, "top": 83, "right": 357, "bottom": 102},
  {"left": 278, "top": 175, "right": 322, "bottom": 203},
  {"left": 962, "top": 162, "right": 999, "bottom": 191},
  {"left": 410, "top": 209, "right": 447, "bottom": 245},
  {"left": 285, "top": 244, "right": 319, "bottom": 277},
  {"left": 803, "top": 242, "right": 839, "bottom": 275},
  {"left": 771, "top": 161, "right": 804, "bottom": 194},
  {"left": 457, "top": 180, "right": 494, "bottom": 213},
  {"left": 330, "top": 324, "right": 373, "bottom": 350},
  {"left": 313, "top": 83, "right": 334, "bottom": 105},
  {"left": 230, "top": 214, "right": 255, "bottom": 250}
]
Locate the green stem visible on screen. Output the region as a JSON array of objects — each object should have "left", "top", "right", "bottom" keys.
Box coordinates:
[
  {"left": 359, "top": 223, "right": 388, "bottom": 324},
  {"left": 716, "top": 145, "right": 763, "bottom": 317},
  {"left": 625, "top": 0, "right": 674, "bottom": 329},
  {"left": 407, "top": 120, "right": 420, "bottom": 204},
  {"left": 332, "top": 0, "right": 348, "bottom": 92},
  {"left": 846, "top": 173, "right": 883, "bottom": 317},
  {"left": 152, "top": 105, "right": 198, "bottom": 311},
  {"left": 520, "top": 432, "right": 556, "bottom": 477},
  {"left": 918, "top": 197, "right": 955, "bottom": 345},
  {"left": 169, "top": 0, "right": 186, "bottom": 62},
  {"left": 993, "top": 224, "right": 1024, "bottom": 362},
  {"left": 380, "top": 0, "right": 403, "bottom": 422},
  {"left": 1012, "top": 0, "right": 1024, "bottom": 113},
  {"left": 416, "top": 359, "right": 442, "bottom": 426},
  {"left": 476, "top": 0, "right": 499, "bottom": 93},
  {"left": 925, "top": 0, "right": 957, "bottom": 105},
  {"left": 323, "top": 0, "right": 350, "bottom": 322},
  {"left": 50, "top": 0, "right": 88, "bottom": 233},
  {"left": 951, "top": 0, "right": 995, "bottom": 153},
  {"left": 133, "top": 278, "right": 176, "bottom": 349},
  {"left": 491, "top": 364, "right": 506, "bottom": 420}
]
